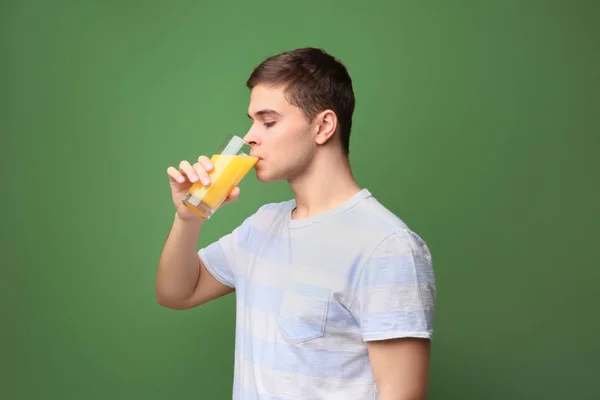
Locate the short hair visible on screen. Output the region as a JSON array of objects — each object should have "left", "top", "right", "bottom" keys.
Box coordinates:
[{"left": 246, "top": 48, "right": 355, "bottom": 155}]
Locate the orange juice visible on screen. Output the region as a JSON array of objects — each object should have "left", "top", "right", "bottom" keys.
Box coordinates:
[{"left": 182, "top": 154, "right": 258, "bottom": 219}]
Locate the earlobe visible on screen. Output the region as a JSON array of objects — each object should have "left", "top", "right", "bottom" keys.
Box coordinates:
[{"left": 315, "top": 110, "right": 338, "bottom": 145}]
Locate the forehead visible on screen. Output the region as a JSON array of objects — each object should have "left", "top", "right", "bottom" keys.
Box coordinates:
[{"left": 248, "top": 84, "right": 295, "bottom": 115}]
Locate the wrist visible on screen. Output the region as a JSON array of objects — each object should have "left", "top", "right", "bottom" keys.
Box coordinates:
[{"left": 175, "top": 210, "right": 205, "bottom": 226}]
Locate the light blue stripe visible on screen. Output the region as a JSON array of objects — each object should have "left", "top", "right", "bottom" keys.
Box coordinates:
[
  {"left": 359, "top": 310, "right": 434, "bottom": 334},
  {"left": 236, "top": 278, "right": 284, "bottom": 314},
  {"left": 288, "top": 281, "right": 330, "bottom": 298},
  {"left": 327, "top": 301, "right": 358, "bottom": 328},
  {"left": 357, "top": 255, "right": 436, "bottom": 288},
  {"left": 278, "top": 317, "right": 325, "bottom": 342},
  {"left": 237, "top": 224, "right": 290, "bottom": 262},
  {"left": 236, "top": 326, "right": 372, "bottom": 380},
  {"left": 346, "top": 253, "right": 364, "bottom": 284},
  {"left": 236, "top": 276, "right": 358, "bottom": 330}
]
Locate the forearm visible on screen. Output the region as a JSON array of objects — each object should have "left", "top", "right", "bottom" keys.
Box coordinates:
[
  {"left": 379, "top": 387, "right": 427, "bottom": 400},
  {"left": 156, "top": 213, "right": 204, "bottom": 303}
]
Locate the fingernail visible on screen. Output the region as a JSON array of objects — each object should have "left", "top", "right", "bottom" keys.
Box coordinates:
[
  {"left": 177, "top": 176, "right": 185, "bottom": 183},
  {"left": 202, "top": 177, "right": 211, "bottom": 185},
  {"left": 191, "top": 174, "right": 199, "bottom": 182}
]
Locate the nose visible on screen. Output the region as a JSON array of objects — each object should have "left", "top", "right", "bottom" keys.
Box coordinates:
[{"left": 243, "top": 125, "right": 260, "bottom": 147}]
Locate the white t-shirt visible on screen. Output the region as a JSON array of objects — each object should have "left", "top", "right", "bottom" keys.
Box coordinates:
[{"left": 199, "top": 189, "right": 436, "bottom": 399}]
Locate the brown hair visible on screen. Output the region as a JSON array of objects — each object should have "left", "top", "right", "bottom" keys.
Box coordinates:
[{"left": 246, "top": 47, "right": 355, "bottom": 155}]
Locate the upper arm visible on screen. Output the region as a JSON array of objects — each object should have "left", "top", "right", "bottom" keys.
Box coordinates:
[
  {"left": 182, "top": 206, "right": 264, "bottom": 309},
  {"left": 367, "top": 337, "right": 431, "bottom": 399},
  {"left": 350, "top": 230, "right": 436, "bottom": 397},
  {"left": 350, "top": 230, "right": 436, "bottom": 341},
  {"left": 177, "top": 256, "right": 235, "bottom": 309}
]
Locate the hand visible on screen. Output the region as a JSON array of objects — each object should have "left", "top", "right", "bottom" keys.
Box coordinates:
[{"left": 166, "top": 155, "right": 241, "bottom": 220}]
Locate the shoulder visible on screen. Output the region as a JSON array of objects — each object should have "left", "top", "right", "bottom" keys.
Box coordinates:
[
  {"left": 358, "top": 192, "right": 410, "bottom": 231},
  {"left": 344, "top": 191, "right": 420, "bottom": 237},
  {"left": 352, "top": 229, "right": 435, "bottom": 306},
  {"left": 349, "top": 191, "right": 432, "bottom": 260},
  {"left": 370, "top": 229, "right": 432, "bottom": 265}
]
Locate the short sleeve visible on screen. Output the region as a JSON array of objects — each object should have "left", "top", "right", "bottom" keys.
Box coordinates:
[
  {"left": 350, "top": 230, "right": 436, "bottom": 341},
  {"left": 197, "top": 207, "right": 261, "bottom": 288}
]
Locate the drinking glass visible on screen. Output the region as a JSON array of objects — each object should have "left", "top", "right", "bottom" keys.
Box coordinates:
[{"left": 182, "top": 135, "right": 257, "bottom": 219}]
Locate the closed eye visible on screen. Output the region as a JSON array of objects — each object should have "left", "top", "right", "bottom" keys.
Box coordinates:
[{"left": 264, "top": 121, "right": 276, "bottom": 128}]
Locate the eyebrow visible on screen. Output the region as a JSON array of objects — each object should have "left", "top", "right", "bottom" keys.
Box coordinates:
[{"left": 247, "top": 109, "right": 281, "bottom": 119}]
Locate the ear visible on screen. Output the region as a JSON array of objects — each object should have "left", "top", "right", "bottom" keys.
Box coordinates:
[{"left": 314, "top": 109, "right": 338, "bottom": 146}]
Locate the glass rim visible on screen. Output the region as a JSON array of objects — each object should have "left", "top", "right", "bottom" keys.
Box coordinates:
[{"left": 215, "top": 134, "right": 252, "bottom": 155}]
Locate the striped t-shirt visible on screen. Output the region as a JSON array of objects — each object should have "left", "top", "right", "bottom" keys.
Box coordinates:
[{"left": 198, "top": 189, "right": 436, "bottom": 399}]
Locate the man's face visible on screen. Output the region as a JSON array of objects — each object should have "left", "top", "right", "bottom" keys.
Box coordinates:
[{"left": 244, "top": 84, "right": 317, "bottom": 183}]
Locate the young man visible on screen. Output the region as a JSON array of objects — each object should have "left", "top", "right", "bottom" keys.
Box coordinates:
[{"left": 157, "top": 48, "right": 436, "bottom": 400}]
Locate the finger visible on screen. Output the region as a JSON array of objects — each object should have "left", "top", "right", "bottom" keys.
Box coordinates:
[
  {"left": 179, "top": 160, "right": 200, "bottom": 183},
  {"left": 192, "top": 162, "right": 211, "bottom": 186},
  {"left": 197, "top": 155, "right": 213, "bottom": 172},
  {"left": 225, "top": 186, "right": 240, "bottom": 203},
  {"left": 167, "top": 166, "right": 186, "bottom": 183}
]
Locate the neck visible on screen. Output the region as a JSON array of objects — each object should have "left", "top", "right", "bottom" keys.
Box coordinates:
[{"left": 288, "top": 148, "right": 362, "bottom": 220}]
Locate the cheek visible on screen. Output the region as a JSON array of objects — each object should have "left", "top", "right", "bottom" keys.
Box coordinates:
[
  {"left": 277, "top": 129, "right": 311, "bottom": 159},
  {"left": 281, "top": 136, "right": 314, "bottom": 172},
  {"left": 263, "top": 120, "right": 314, "bottom": 169}
]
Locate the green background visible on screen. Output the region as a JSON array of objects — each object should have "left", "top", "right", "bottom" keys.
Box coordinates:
[{"left": 2, "top": 0, "right": 599, "bottom": 399}]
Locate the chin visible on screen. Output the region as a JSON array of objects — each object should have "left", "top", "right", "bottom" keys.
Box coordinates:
[
  {"left": 255, "top": 171, "right": 277, "bottom": 183},
  {"left": 254, "top": 163, "right": 281, "bottom": 183}
]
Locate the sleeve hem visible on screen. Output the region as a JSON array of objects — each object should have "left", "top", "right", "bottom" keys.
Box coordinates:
[
  {"left": 198, "top": 249, "right": 235, "bottom": 288},
  {"left": 362, "top": 331, "right": 433, "bottom": 341}
]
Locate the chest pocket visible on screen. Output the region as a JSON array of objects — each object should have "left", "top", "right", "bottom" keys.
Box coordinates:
[{"left": 278, "top": 282, "right": 331, "bottom": 343}]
